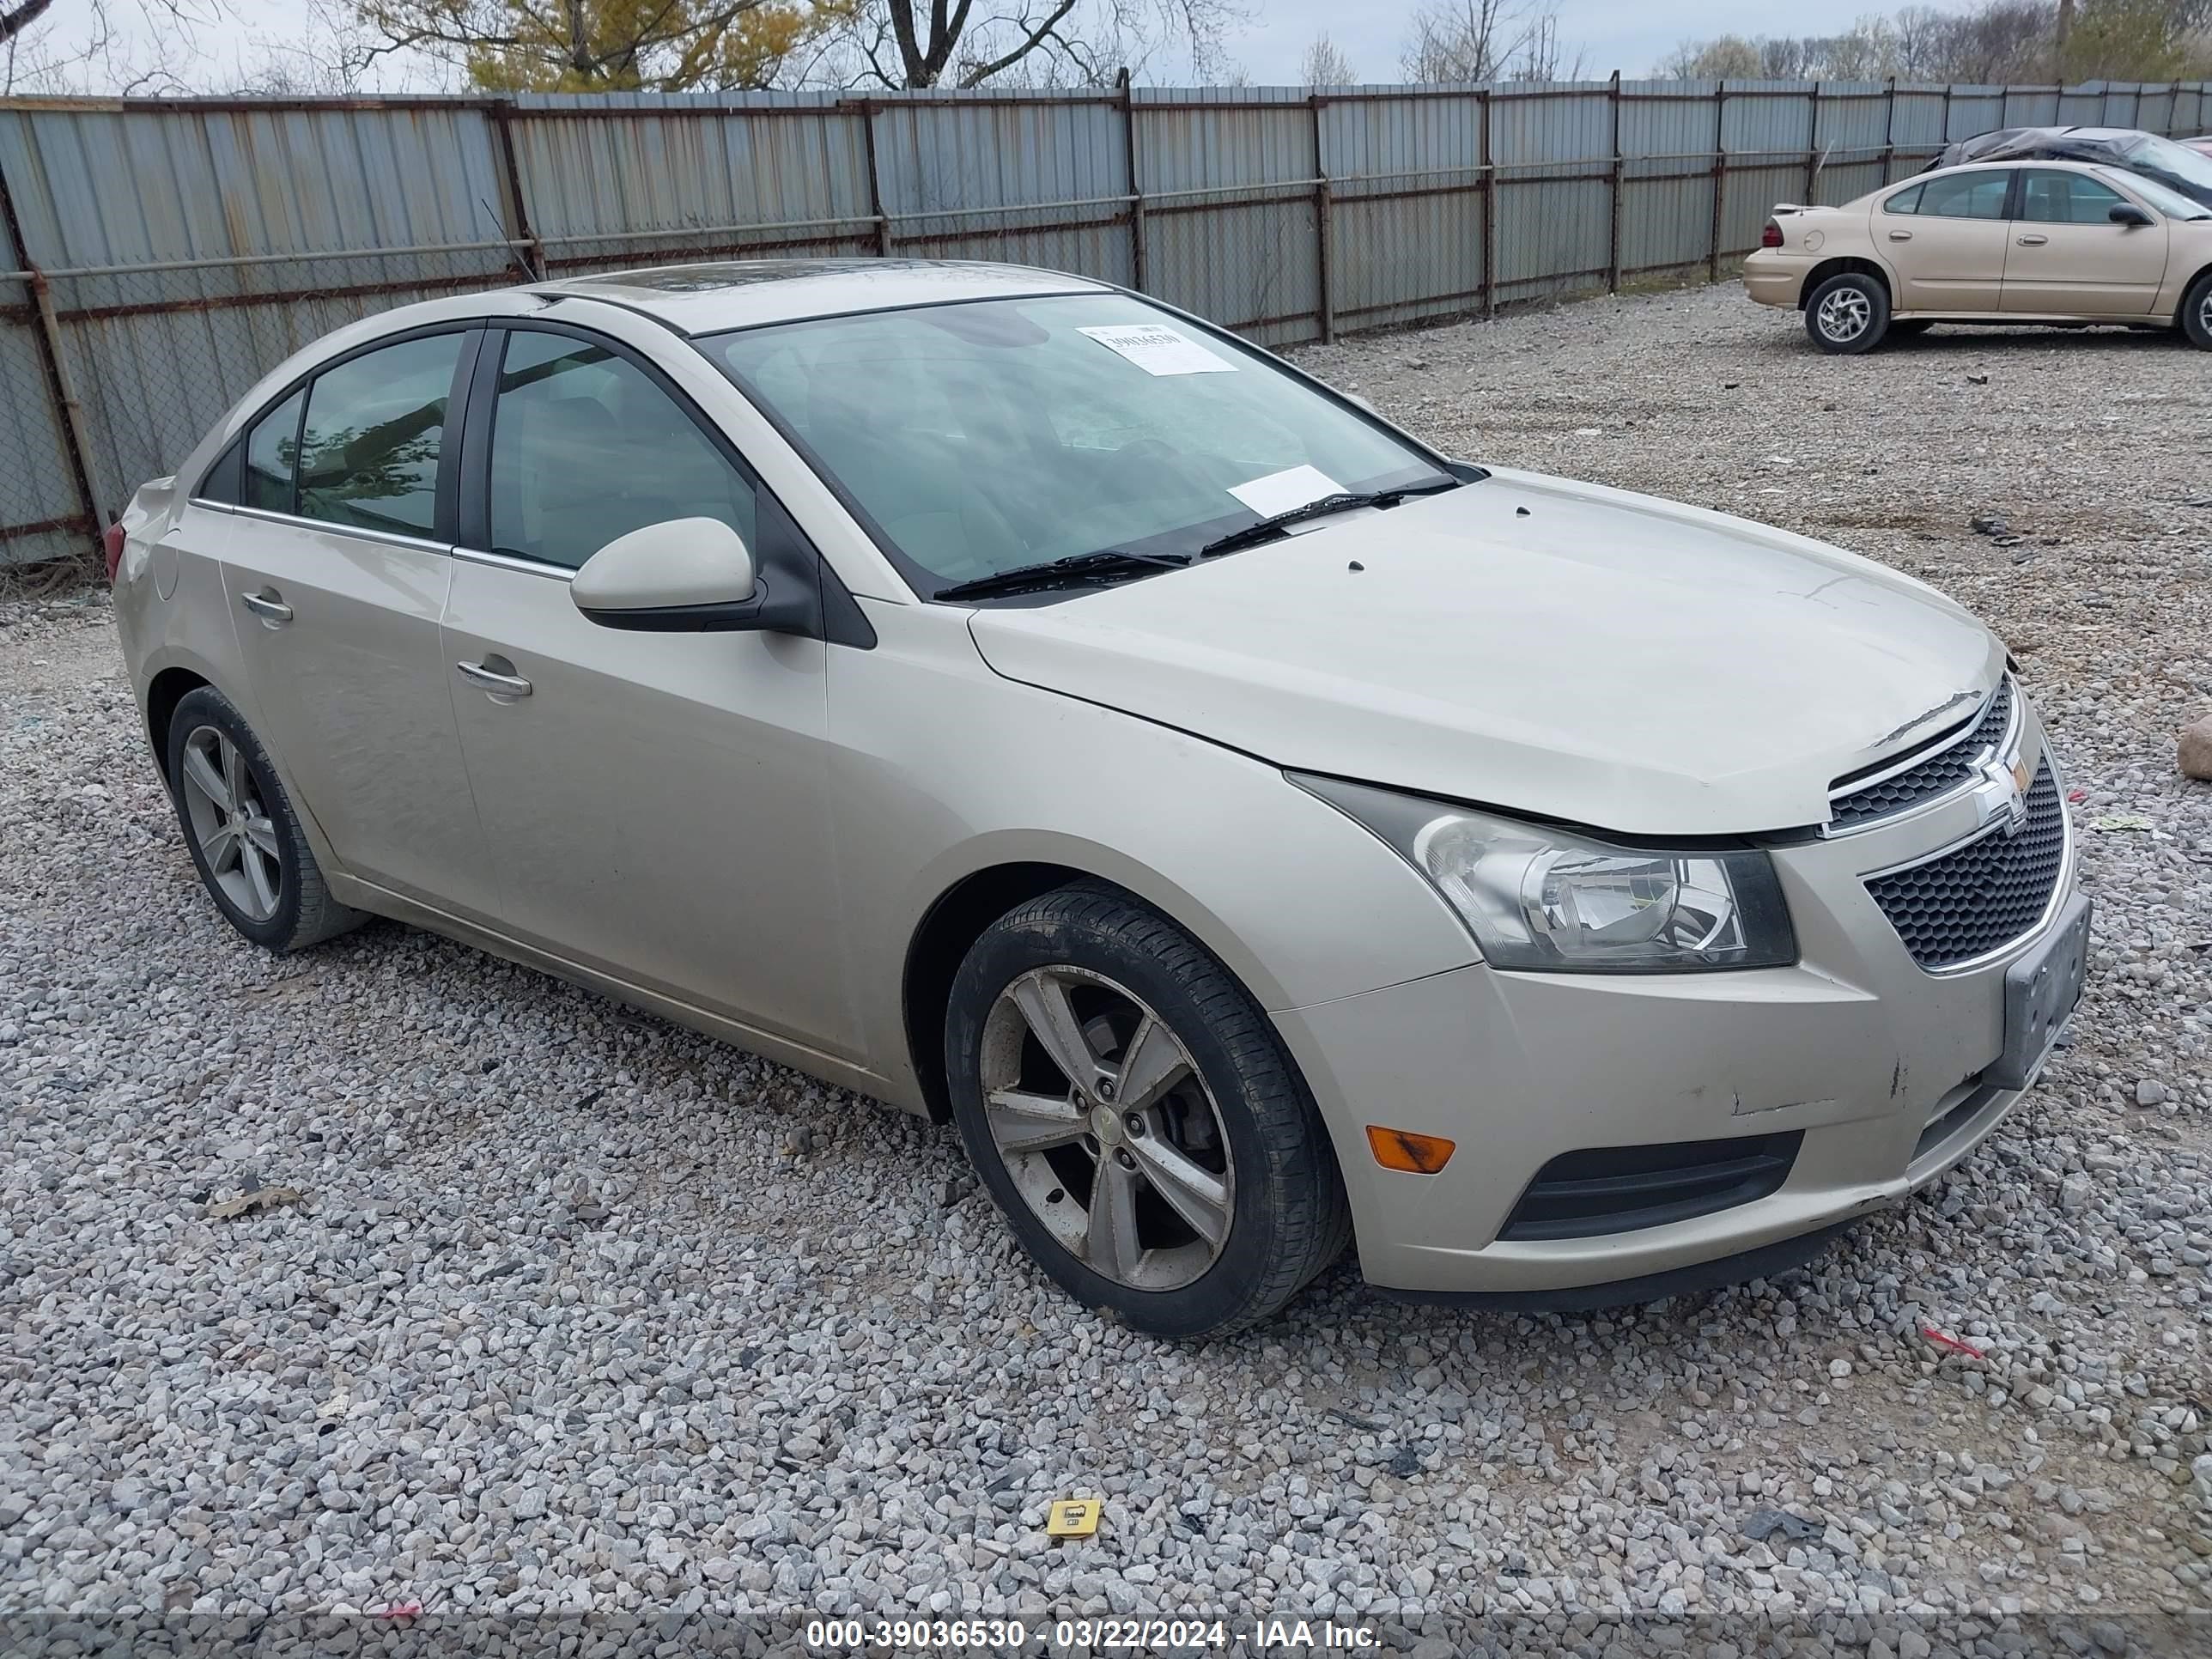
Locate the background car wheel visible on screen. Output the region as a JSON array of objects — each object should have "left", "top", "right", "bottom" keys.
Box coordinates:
[
  {"left": 1887, "top": 319, "right": 1932, "bottom": 337},
  {"left": 945, "top": 883, "right": 1351, "bottom": 1339},
  {"left": 165, "top": 686, "right": 365, "bottom": 952},
  {"left": 1804, "top": 272, "right": 1890, "bottom": 354},
  {"left": 2182, "top": 272, "right": 2212, "bottom": 351}
]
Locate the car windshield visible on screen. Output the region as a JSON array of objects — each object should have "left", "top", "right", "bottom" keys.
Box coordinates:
[
  {"left": 701, "top": 295, "right": 1452, "bottom": 595},
  {"left": 2121, "top": 133, "right": 2212, "bottom": 194},
  {"left": 2118, "top": 169, "right": 2212, "bottom": 220}
]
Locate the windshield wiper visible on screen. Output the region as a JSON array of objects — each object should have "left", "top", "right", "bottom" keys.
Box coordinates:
[
  {"left": 933, "top": 548, "right": 1190, "bottom": 602},
  {"left": 1198, "top": 477, "right": 1464, "bottom": 559}
]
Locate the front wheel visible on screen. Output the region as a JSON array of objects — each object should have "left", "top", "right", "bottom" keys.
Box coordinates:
[
  {"left": 2182, "top": 271, "right": 2212, "bottom": 351},
  {"left": 945, "top": 884, "right": 1350, "bottom": 1338},
  {"left": 1805, "top": 272, "right": 1890, "bottom": 354}
]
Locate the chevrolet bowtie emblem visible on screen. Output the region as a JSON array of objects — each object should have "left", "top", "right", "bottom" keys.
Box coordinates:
[{"left": 1972, "top": 754, "right": 2032, "bottom": 836}]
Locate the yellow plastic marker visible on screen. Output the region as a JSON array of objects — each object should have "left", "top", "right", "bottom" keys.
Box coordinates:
[{"left": 1045, "top": 1498, "right": 1102, "bottom": 1539}]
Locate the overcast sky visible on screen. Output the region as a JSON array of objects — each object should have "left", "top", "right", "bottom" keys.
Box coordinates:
[{"left": 22, "top": 0, "right": 1899, "bottom": 94}]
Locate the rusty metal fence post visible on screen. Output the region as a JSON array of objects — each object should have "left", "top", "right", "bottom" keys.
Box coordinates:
[
  {"left": 1311, "top": 95, "right": 1334, "bottom": 343},
  {"left": 1480, "top": 89, "right": 1496, "bottom": 319},
  {"left": 1708, "top": 84, "right": 1729, "bottom": 283},
  {"left": 0, "top": 164, "right": 100, "bottom": 552},
  {"left": 489, "top": 100, "right": 545, "bottom": 280},
  {"left": 1607, "top": 70, "right": 1624, "bottom": 292},
  {"left": 860, "top": 100, "right": 894, "bottom": 257},
  {"left": 1121, "top": 80, "right": 1147, "bottom": 294},
  {"left": 1881, "top": 78, "right": 1898, "bottom": 184}
]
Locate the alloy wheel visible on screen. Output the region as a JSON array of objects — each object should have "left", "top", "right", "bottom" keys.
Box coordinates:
[
  {"left": 1817, "top": 287, "right": 1871, "bottom": 343},
  {"left": 179, "top": 725, "right": 282, "bottom": 922},
  {"left": 977, "top": 965, "right": 1235, "bottom": 1291}
]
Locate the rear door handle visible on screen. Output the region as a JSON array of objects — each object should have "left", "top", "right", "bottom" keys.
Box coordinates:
[
  {"left": 2016, "top": 234, "right": 2050, "bottom": 246},
  {"left": 1887, "top": 229, "right": 1911, "bottom": 240},
  {"left": 457, "top": 659, "right": 533, "bottom": 699},
  {"left": 239, "top": 589, "right": 293, "bottom": 624}
]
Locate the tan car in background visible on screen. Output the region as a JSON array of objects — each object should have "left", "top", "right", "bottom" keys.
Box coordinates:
[{"left": 1744, "top": 158, "right": 2212, "bottom": 353}]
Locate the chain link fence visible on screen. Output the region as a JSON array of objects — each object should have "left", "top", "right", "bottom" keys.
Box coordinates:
[{"left": 0, "top": 77, "right": 2205, "bottom": 567}]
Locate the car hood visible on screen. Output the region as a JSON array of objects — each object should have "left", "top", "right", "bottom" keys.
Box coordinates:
[{"left": 965, "top": 468, "right": 2005, "bottom": 837}]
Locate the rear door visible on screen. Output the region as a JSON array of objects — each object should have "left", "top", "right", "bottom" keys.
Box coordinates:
[
  {"left": 1879, "top": 169, "right": 2014, "bottom": 311},
  {"left": 217, "top": 327, "right": 501, "bottom": 921},
  {"left": 2001, "top": 168, "right": 2170, "bottom": 314}
]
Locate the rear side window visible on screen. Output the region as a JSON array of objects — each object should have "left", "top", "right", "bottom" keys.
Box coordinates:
[
  {"left": 1883, "top": 184, "right": 1924, "bottom": 215},
  {"left": 1917, "top": 171, "right": 2010, "bottom": 221},
  {"left": 244, "top": 389, "right": 304, "bottom": 514},
  {"left": 487, "top": 330, "right": 756, "bottom": 571},
  {"left": 295, "top": 333, "right": 465, "bottom": 538}
]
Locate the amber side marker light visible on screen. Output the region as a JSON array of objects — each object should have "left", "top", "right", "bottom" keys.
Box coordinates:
[{"left": 1365, "top": 1126, "right": 1456, "bottom": 1174}]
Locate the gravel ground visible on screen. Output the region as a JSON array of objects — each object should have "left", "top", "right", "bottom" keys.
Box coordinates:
[{"left": 3, "top": 282, "right": 2210, "bottom": 1652}]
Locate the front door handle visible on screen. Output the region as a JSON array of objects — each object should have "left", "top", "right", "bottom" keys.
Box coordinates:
[
  {"left": 239, "top": 589, "right": 293, "bottom": 625},
  {"left": 2016, "top": 233, "right": 2050, "bottom": 246},
  {"left": 457, "top": 658, "right": 533, "bottom": 699},
  {"left": 1887, "top": 228, "right": 1912, "bottom": 240}
]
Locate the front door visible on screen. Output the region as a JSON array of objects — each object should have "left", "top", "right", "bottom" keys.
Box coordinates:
[
  {"left": 440, "top": 325, "right": 851, "bottom": 1054},
  {"left": 2001, "top": 168, "right": 2171, "bottom": 314},
  {"left": 219, "top": 328, "right": 501, "bottom": 920},
  {"left": 1881, "top": 167, "right": 2014, "bottom": 311}
]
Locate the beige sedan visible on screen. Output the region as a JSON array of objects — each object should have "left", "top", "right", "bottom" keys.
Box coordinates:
[{"left": 1744, "top": 158, "right": 2212, "bottom": 352}]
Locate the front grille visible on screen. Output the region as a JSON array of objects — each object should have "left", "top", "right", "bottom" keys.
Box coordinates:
[
  {"left": 1829, "top": 678, "right": 2014, "bottom": 829},
  {"left": 1864, "top": 760, "right": 2064, "bottom": 969},
  {"left": 1498, "top": 1131, "right": 1802, "bottom": 1241}
]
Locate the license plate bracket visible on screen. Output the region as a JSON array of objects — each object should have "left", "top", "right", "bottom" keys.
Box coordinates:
[{"left": 1986, "top": 892, "right": 2092, "bottom": 1092}]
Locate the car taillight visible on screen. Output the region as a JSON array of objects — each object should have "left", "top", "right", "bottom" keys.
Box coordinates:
[
  {"left": 103, "top": 521, "right": 126, "bottom": 583},
  {"left": 1760, "top": 220, "right": 1785, "bottom": 249}
]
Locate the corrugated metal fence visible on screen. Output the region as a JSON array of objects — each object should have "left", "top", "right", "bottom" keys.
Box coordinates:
[{"left": 1, "top": 76, "right": 2205, "bottom": 564}]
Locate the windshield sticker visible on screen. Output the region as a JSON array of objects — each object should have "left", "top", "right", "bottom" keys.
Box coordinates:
[
  {"left": 1228, "top": 465, "right": 1346, "bottom": 518},
  {"left": 1077, "top": 324, "right": 1237, "bottom": 376}
]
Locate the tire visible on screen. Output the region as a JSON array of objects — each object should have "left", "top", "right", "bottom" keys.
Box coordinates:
[
  {"left": 165, "top": 685, "right": 365, "bottom": 952},
  {"left": 945, "top": 883, "right": 1351, "bottom": 1338},
  {"left": 1888, "top": 319, "right": 1933, "bottom": 337},
  {"left": 2182, "top": 271, "right": 2212, "bottom": 351},
  {"left": 1804, "top": 272, "right": 1890, "bottom": 354}
]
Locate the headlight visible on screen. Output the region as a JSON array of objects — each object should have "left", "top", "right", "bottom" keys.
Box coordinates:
[{"left": 1291, "top": 774, "right": 1796, "bottom": 973}]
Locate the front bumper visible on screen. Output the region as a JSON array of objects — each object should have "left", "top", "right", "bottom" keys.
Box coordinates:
[{"left": 1274, "top": 711, "right": 2081, "bottom": 1297}]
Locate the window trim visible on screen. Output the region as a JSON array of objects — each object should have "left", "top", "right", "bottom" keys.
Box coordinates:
[
  {"left": 196, "top": 323, "right": 482, "bottom": 545},
  {"left": 456, "top": 317, "right": 873, "bottom": 648}
]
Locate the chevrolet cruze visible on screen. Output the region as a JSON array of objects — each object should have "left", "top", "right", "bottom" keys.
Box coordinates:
[{"left": 110, "top": 259, "right": 2089, "bottom": 1336}]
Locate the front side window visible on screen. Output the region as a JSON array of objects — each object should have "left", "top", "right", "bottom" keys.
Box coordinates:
[
  {"left": 702, "top": 295, "right": 1449, "bottom": 594},
  {"left": 244, "top": 388, "right": 304, "bottom": 514},
  {"left": 488, "top": 331, "right": 756, "bottom": 571},
  {"left": 1917, "top": 170, "right": 2011, "bottom": 221},
  {"left": 296, "top": 333, "right": 465, "bottom": 538},
  {"left": 2021, "top": 169, "right": 2126, "bottom": 224}
]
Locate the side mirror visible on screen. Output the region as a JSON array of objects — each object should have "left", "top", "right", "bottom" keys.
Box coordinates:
[
  {"left": 2108, "top": 203, "right": 2154, "bottom": 228},
  {"left": 571, "top": 517, "right": 762, "bottom": 632}
]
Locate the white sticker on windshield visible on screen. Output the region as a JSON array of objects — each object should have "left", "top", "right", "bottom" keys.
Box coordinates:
[
  {"left": 1078, "top": 323, "right": 1236, "bottom": 376},
  {"left": 1228, "top": 465, "right": 1346, "bottom": 518}
]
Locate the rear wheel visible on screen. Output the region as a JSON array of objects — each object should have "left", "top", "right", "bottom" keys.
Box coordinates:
[
  {"left": 1805, "top": 272, "right": 1890, "bottom": 354},
  {"left": 945, "top": 884, "right": 1350, "bottom": 1338},
  {"left": 166, "top": 686, "right": 365, "bottom": 952},
  {"left": 2182, "top": 271, "right": 2212, "bottom": 351}
]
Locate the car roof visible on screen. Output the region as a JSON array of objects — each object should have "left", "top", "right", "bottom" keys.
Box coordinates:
[{"left": 529, "top": 258, "right": 1112, "bottom": 335}]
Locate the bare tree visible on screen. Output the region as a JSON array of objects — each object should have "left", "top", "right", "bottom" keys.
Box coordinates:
[
  {"left": 1400, "top": 0, "right": 1572, "bottom": 81},
  {"left": 1299, "top": 29, "right": 1355, "bottom": 85},
  {"left": 830, "top": 0, "right": 1239, "bottom": 88},
  {"left": 3, "top": 0, "right": 225, "bottom": 94}
]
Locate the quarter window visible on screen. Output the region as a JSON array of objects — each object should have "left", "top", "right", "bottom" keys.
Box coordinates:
[
  {"left": 2020, "top": 169, "right": 2128, "bottom": 224},
  {"left": 244, "top": 388, "right": 304, "bottom": 514},
  {"left": 1883, "top": 183, "right": 1925, "bottom": 215},
  {"left": 1914, "top": 171, "right": 2010, "bottom": 221},
  {"left": 488, "top": 330, "right": 757, "bottom": 571},
  {"left": 295, "top": 333, "right": 465, "bottom": 538}
]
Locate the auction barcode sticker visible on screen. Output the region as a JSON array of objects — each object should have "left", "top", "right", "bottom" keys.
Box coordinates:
[{"left": 1078, "top": 323, "right": 1236, "bottom": 375}]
